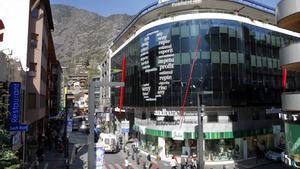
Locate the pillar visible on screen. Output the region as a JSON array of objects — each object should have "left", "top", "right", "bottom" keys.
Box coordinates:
[
  {"left": 243, "top": 138, "right": 248, "bottom": 160},
  {"left": 158, "top": 137, "right": 166, "bottom": 158}
]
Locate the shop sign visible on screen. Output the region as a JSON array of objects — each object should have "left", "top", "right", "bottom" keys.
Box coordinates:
[
  {"left": 282, "top": 153, "right": 300, "bottom": 168},
  {"left": 172, "top": 130, "right": 184, "bottom": 140},
  {"left": 9, "top": 82, "right": 21, "bottom": 125},
  {"left": 278, "top": 113, "right": 300, "bottom": 122},
  {"left": 154, "top": 109, "right": 180, "bottom": 125}
]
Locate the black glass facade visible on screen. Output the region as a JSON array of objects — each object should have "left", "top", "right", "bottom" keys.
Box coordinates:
[{"left": 111, "top": 19, "right": 300, "bottom": 109}]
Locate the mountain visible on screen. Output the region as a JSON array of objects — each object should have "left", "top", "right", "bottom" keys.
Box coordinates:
[{"left": 51, "top": 4, "right": 132, "bottom": 67}]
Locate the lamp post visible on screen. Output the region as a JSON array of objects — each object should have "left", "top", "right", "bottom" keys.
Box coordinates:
[{"left": 196, "top": 80, "right": 213, "bottom": 169}]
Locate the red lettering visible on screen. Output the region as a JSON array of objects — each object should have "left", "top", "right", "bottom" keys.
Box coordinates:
[{"left": 0, "top": 19, "right": 4, "bottom": 42}]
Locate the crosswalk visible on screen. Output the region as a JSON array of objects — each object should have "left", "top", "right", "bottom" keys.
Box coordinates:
[{"left": 103, "top": 163, "right": 123, "bottom": 169}]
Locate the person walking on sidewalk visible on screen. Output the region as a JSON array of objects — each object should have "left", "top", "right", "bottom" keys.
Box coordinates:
[
  {"left": 170, "top": 155, "right": 178, "bottom": 169},
  {"left": 124, "top": 157, "right": 131, "bottom": 169}
]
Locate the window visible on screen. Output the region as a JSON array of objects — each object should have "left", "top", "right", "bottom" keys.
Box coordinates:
[
  {"left": 31, "top": 33, "right": 38, "bottom": 48},
  {"left": 28, "top": 93, "right": 36, "bottom": 109},
  {"left": 32, "top": 8, "right": 39, "bottom": 18},
  {"left": 207, "top": 115, "right": 218, "bottom": 122},
  {"left": 29, "top": 62, "right": 37, "bottom": 72}
]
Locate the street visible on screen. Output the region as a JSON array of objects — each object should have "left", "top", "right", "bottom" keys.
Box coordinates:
[{"left": 64, "top": 131, "right": 290, "bottom": 169}]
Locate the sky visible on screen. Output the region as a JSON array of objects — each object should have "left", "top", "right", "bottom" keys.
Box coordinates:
[{"left": 50, "top": 0, "right": 280, "bottom": 17}]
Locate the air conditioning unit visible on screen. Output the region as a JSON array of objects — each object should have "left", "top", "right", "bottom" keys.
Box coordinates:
[{"left": 28, "top": 70, "right": 36, "bottom": 77}]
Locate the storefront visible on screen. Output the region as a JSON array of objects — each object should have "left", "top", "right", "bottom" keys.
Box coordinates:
[{"left": 134, "top": 124, "right": 274, "bottom": 161}]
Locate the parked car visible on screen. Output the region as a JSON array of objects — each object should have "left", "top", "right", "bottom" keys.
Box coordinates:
[{"left": 265, "top": 148, "right": 283, "bottom": 161}]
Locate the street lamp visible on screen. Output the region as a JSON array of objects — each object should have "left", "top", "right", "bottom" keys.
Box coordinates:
[{"left": 196, "top": 79, "right": 213, "bottom": 169}]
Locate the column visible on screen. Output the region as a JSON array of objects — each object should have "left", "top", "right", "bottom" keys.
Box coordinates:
[
  {"left": 158, "top": 137, "right": 166, "bottom": 159},
  {"left": 243, "top": 138, "right": 248, "bottom": 160}
]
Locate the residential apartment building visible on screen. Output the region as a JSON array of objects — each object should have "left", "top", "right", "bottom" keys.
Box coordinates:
[
  {"left": 276, "top": 0, "right": 300, "bottom": 167},
  {"left": 0, "top": 0, "right": 61, "bottom": 163},
  {"left": 109, "top": 0, "right": 300, "bottom": 161}
]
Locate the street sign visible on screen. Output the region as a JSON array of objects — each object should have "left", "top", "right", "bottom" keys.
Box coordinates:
[
  {"left": 9, "top": 124, "right": 28, "bottom": 132},
  {"left": 94, "top": 81, "right": 124, "bottom": 87}
]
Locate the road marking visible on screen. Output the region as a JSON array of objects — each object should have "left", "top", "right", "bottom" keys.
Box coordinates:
[
  {"left": 43, "top": 163, "right": 48, "bottom": 169},
  {"left": 115, "top": 164, "right": 123, "bottom": 169}
]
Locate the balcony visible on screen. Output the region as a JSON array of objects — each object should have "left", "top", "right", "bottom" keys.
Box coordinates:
[
  {"left": 281, "top": 92, "right": 300, "bottom": 111},
  {"left": 279, "top": 42, "right": 300, "bottom": 71},
  {"left": 276, "top": 0, "right": 300, "bottom": 31}
]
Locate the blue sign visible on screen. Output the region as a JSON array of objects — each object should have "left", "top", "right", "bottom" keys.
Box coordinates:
[
  {"left": 122, "top": 128, "right": 129, "bottom": 133},
  {"left": 9, "top": 82, "right": 21, "bottom": 125},
  {"left": 9, "top": 124, "right": 28, "bottom": 132}
]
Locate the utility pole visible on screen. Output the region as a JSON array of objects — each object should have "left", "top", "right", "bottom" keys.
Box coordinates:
[{"left": 197, "top": 90, "right": 213, "bottom": 169}]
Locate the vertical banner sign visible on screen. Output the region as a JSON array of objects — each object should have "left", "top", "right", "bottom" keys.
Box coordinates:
[
  {"left": 9, "top": 82, "right": 21, "bottom": 126},
  {"left": 282, "top": 68, "right": 287, "bottom": 91},
  {"left": 119, "top": 56, "right": 126, "bottom": 113},
  {"left": 95, "top": 143, "right": 104, "bottom": 169}
]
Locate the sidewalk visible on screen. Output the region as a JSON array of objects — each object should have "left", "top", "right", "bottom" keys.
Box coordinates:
[
  {"left": 39, "top": 142, "right": 75, "bottom": 169},
  {"left": 236, "top": 158, "right": 273, "bottom": 169}
]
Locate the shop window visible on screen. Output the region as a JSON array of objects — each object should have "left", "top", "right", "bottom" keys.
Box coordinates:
[
  {"left": 207, "top": 115, "right": 218, "bottom": 122},
  {"left": 181, "top": 37, "right": 190, "bottom": 53}
]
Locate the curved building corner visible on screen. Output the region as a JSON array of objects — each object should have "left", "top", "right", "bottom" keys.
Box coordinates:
[
  {"left": 277, "top": 0, "right": 300, "bottom": 167},
  {"left": 109, "top": 0, "right": 300, "bottom": 163}
]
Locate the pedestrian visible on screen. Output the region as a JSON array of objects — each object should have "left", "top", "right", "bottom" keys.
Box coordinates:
[
  {"left": 124, "top": 157, "right": 131, "bottom": 169},
  {"left": 170, "top": 155, "right": 178, "bottom": 169}
]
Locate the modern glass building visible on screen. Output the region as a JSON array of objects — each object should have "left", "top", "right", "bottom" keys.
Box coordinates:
[
  {"left": 277, "top": 0, "right": 300, "bottom": 167},
  {"left": 110, "top": 0, "right": 300, "bottom": 162}
]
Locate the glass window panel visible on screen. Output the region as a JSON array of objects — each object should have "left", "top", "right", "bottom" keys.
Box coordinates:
[
  {"left": 220, "top": 27, "right": 227, "bottom": 33},
  {"left": 257, "top": 56, "right": 262, "bottom": 67},
  {"left": 191, "top": 24, "right": 199, "bottom": 36},
  {"left": 181, "top": 64, "right": 190, "bottom": 82},
  {"left": 181, "top": 24, "right": 190, "bottom": 37},
  {"left": 238, "top": 53, "right": 244, "bottom": 63},
  {"left": 172, "top": 25, "right": 180, "bottom": 35},
  {"left": 171, "top": 35, "right": 180, "bottom": 53},
  {"left": 221, "top": 52, "right": 229, "bottom": 64},
  {"left": 221, "top": 33, "right": 229, "bottom": 51},
  {"left": 230, "top": 37, "right": 237, "bottom": 52},
  {"left": 201, "top": 51, "right": 210, "bottom": 61},
  {"left": 230, "top": 53, "right": 237, "bottom": 64},
  {"left": 174, "top": 53, "right": 181, "bottom": 65},
  {"left": 181, "top": 37, "right": 190, "bottom": 52},
  {"left": 211, "top": 51, "right": 220, "bottom": 63},
  {"left": 251, "top": 55, "right": 256, "bottom": 67},
  {"left": 191, "top": 52, "right": 200, "bottom": 60},
  {"left": 273, "top": 59, "right": 278, "bottom": 68},
  {"left": 260, "top": 56, "right": 266, "bottom": 66},
  {"left": 268, "top": 58, "right": 273, "bottom": 68},
  {"left": 211, "top": 35, "right": 220, "bottom": 51},
  {"left": 181, "top": 53, "right": 191, "bottom": 64},
  {"left": 229, "top": 28, "right": 235, "bottom": 37},
  {"left": 190, "top": 36, "right": 198, "bottom": 52}
]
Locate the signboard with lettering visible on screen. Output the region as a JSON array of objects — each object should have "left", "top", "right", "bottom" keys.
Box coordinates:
[
  {"left": 172, "top": 130, "right": 184, "bottom": 140},
  {"left": 9, "top": 82, "right": 28, "bottom": 132},
  {"left": 140, "top": 29, "right": 174, "bottom": 102},
  {"left": 121, "top": 120, "right": 130, "bottom": 133},
  {"left": 9, "top": 82, "right": 21, "bottom": 125},
  {"left": 154, "top": 109, "right": 198, "bottom": 125}
]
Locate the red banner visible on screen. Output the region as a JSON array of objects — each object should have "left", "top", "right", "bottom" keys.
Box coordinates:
[{"left": 119, "top": 56, "right": 126, "bottom": 113}]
